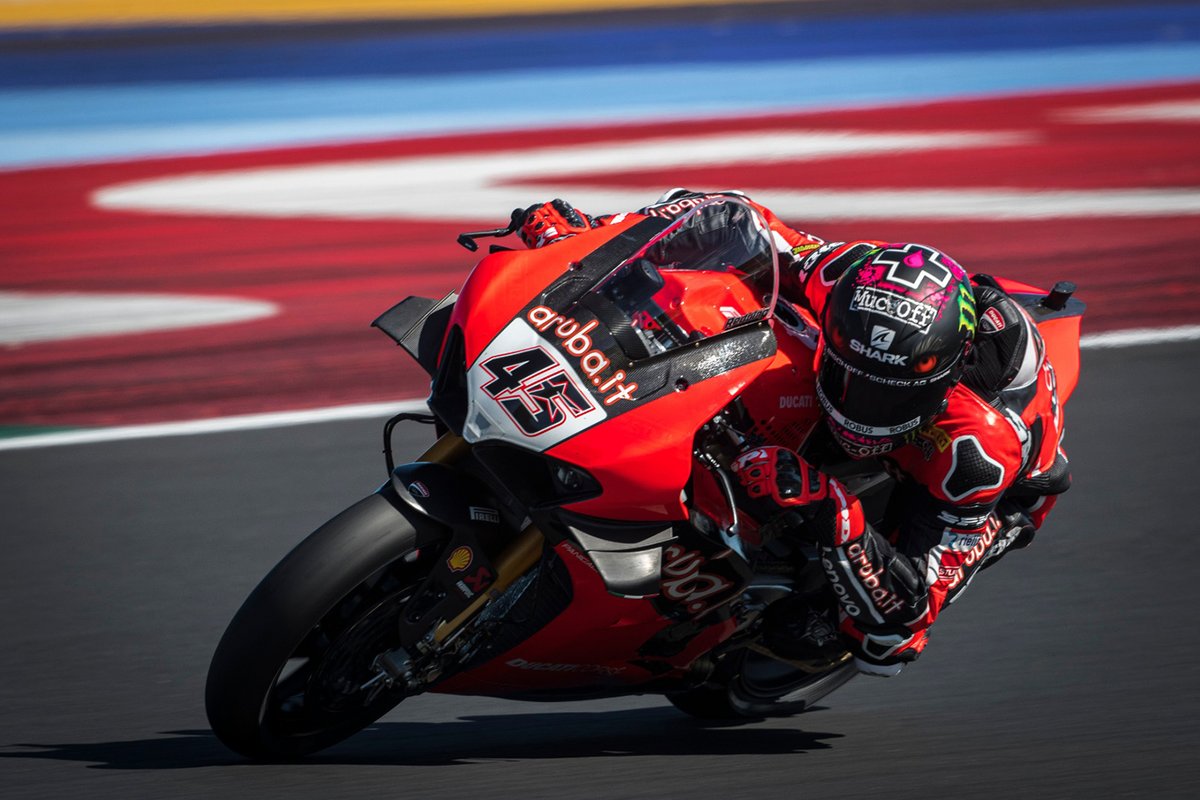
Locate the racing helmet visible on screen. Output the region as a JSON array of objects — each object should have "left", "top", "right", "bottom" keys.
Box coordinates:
[{"left": 817, "top": 243, "right": 976, "bottom": 458}]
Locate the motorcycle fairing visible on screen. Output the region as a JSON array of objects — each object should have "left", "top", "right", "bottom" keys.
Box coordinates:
[
  {"left": 552, "top": 509, "right": 677, "bottom": 598},
  {"left": 371, "top": 292, "right": 458, "bottom": 377},
  {"left": 449, "top": 199, "right": 784, "bottom": 516},
  {"left": 996, "top": 277, "right": 1085, "bottom": 405}
]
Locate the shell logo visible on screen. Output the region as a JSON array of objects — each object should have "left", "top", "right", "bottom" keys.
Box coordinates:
[{"left": 447, "top": 546, "right": 473, "bottom": 573}]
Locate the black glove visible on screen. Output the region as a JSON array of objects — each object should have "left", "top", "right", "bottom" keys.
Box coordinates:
[{"left": 729, "top": 446, "right": 844, "bottom": 545}]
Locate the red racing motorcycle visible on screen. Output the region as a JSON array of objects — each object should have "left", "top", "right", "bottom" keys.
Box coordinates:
[{"left": 205, "top": 198, "right": 1084, "bottom": 758}]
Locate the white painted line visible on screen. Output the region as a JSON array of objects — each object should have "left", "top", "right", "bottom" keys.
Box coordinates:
[
  {"left": 1079, "top": 324, "right": 1200, "bottom": 349},
  {"left": 0, "top": 398, "right": 431, "bottom": 452},
  {"left": 1062, "top": 100, "right": 1200, "bottom": 123},
  {"left": 1, "top": 325, "right": 1197, "bottom": 452},
  {"left": 0, "top": 291, "right": 278, "bottom": 344},
  {"left": 90, "top": 130, "right": 1200, "bottom": 222}
]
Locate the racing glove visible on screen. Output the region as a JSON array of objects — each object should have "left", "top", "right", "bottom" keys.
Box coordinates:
[
  {"left": 730, "top": 446, "right": 865, "bottom": 546},
  {"left": 518, "top": 199, "right": 594, "bottom": 249}
]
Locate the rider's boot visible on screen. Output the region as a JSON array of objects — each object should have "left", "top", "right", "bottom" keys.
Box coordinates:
[{"left": 757, "top": 594, "right": 850, "bottom": 673}]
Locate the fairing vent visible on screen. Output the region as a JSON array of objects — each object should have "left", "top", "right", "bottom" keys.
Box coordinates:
[
  {"left": 472, "top": 442, "right": 602, "bottom": 510},
  {"left": 429, "top": 325, "right": 468, "bottom": 435}
]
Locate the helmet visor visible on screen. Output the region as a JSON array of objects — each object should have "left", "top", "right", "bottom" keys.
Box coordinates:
[{"left": 816, "top": 351, "right": 955, "bottom": 440}]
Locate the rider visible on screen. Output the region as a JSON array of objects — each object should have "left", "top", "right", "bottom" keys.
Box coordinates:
[{"left": 518, "top": 191, "right": 1072, "bottom": 677}]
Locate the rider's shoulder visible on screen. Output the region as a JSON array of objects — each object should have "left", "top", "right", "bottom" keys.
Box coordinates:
[
  {"left": 638, "top": 188, "right": 747, "bottom": 218},
  {"left": 962, "top": 281, "right": 1045, "bottom": 403},
  {"left": 891, "top": 386, "right": 1025, "bottom": 505}
]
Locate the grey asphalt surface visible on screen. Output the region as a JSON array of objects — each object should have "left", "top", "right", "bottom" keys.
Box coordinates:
[{"left": 2, "top": 339, "right": 1199, "bottom": 800}]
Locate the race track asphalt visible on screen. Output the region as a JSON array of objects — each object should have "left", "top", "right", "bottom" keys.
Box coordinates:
[{"left": 1, "top": 338, "right": 1198, "bottom": 800}]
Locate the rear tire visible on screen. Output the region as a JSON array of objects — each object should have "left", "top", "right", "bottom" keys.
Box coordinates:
[
  {"left": 668, "top": 649, "right": 857, "bottom": 720},
  {"left": 205, "top": 487, "right": 444, "bottom": 759}
]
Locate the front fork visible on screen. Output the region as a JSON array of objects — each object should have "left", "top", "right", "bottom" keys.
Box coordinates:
[
  {"left": 416, "top": 434, "right": 547, "bottom": 646},
  {"left": 368, "top": 433, "right": 548, "bottom": 692}
]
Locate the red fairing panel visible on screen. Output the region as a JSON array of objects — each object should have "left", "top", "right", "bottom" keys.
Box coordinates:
[
  {"left": 449, "top": 215, "right": 649, "bottom": 368},
  {"left": 551, "top": 357, "right": 773, "bottom": 521},
  {"left": 736, "top": 310, "right": 824, "bottom": 452},
  {"left": 431, "top": 540, "right": 735, "bottom": 695}
]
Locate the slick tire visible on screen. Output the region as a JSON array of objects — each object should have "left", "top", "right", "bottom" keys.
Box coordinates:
[
  {"left": 669, "top": 651, "right": 857, "bottom": 720},
  {"left": 205, "top": 486, "right": 444, "bottom": 760}
]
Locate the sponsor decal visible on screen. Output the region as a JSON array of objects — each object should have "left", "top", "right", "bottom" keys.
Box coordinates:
[
  {"left": 779, "top": 394, "right": 814, "bottom": 409},
  {"left": 850, "top": 284, "right": 938, "bottom": 331},
  {"left": 937, "top": 563, "right": 960, "bottom": 582},
  {"left": 559, "top": 541, "right": 599, "bottom": 572},
  {"left": 455, "top": 564, "right": 495, "bottom": 599},
  {"left": 447, "top": 546, "right": 473, "bottom": 572},
  {"left": 845, "top": 541, "right": 907, "bottom": 615},
  {"left": 869, "top": 325, "right": 896, "bottom": 351},
  {"left": 469, "top": 506, "right": 500, "bottom": 524},
  {"left": 791, "top": 242, "right": 822, "bottom": 257},
  {"left": 918, "top": 424, "right": 953, "bottom": 453},
  {"left": 818, "top": 383, "right": 922, "bottom": 437},
  {"left": 644, "top": 193, "right": 724, "bottom": 219},
  {"left": 408, "top": 481, "right": 431, "bottom": 498},
  {"left": 722, "top": 308, "right": 770, "bottom": 330},
  {"left": 956, "top": 282, "right": 977, "bottom": 335},
  {"left": 982, "top": 305, "right": 1007, "bottom": 332},
  {"left": 479, "top": 346, "right": 595, "bottom": 436},
  {"left": 661, "top": 544, "right": 734, "bottom": 615},
  {"left": 506, "top": 658, "right": 626, "bottom": 676},
  {"left": 939, "top": 517, "right": 1001, "bottom": 590},
  {"left": 527, "top": 306, "right": 637, "bottom": 406},
  {"left": 945, "top": 530, "right": 986, "bottom": 549},
  {"left": 873, "top": 243, "right": 957, "bottom": 291},
  {"left": 849, "top": 338, "right": 908, "bottom": 365},
  {"left": 820, "top": 554, "right": 864, "bottom": 618},
  {"left": 840, "top": 438, "right": 895, "bottom": 458}
]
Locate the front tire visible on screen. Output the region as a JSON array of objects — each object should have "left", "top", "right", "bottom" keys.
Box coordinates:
[{"left": 205, "top": 487, "right": 444, "bottom": 759}]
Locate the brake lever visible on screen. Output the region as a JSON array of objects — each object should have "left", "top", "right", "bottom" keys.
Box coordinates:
[{"left": 456, "top": 206, "right": 531, "bottom": 252}]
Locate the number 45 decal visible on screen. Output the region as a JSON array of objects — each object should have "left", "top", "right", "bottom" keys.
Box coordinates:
[{"left": 480, "top": 348, "right": 595, "bottom": 436}]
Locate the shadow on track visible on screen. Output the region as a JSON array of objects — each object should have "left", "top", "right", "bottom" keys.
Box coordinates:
[{"left": 0, "top": 707, "right": 841, "bottom": 769}]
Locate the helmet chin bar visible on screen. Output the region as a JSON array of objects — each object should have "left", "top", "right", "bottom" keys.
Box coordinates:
[{"left": 816, "top": 382, "right": 924, "bottom": 438}]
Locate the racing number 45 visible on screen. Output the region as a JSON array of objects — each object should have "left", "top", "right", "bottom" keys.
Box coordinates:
[{"left": 480, "top": 348, "right": 594, "bottom": 435}]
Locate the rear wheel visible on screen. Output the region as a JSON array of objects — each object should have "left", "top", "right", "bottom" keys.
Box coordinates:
[
  {"left": 668, "top": 649, "right": 857, "bottom": 720},
  {"left": 205, "top": 488, "right": 445, "bottom": 759}
]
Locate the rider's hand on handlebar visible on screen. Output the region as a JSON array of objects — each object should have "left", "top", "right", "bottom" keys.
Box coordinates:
[
  {"left": 731, "top": 446, "right": 857, "bottom": 546},
  {"left": 519, "top": 199, "right": 594, "bottom": 249}
]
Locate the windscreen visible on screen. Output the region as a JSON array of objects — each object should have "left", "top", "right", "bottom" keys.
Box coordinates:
[{"left": 581, "top": 198, "right": 779, "bottom": 359}]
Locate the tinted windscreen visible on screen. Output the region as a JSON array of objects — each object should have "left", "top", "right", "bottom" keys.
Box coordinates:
[{"left": 584, "top": 198, "right": 779, "bottom": 359}]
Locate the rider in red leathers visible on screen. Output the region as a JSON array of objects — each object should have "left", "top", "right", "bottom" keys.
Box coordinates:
[{"left": 518, "top": 190, "right": 1072, "bottom": 677}]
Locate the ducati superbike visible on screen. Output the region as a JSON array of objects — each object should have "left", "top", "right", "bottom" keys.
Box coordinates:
[{"left": 205, "top": 198, "right": 1084, "bottom": 758}]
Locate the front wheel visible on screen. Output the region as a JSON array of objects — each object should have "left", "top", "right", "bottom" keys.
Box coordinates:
[{"left": 205, "top": 487, "right": 445, "bottom": 759}]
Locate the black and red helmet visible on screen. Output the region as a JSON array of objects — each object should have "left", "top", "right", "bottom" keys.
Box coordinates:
[{"left": 817, "top": 243, "right": 976, "bottom": 458}]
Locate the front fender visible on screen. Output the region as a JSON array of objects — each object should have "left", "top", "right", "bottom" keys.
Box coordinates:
[{"left": 390, "top": 462, "right": 505, "bottom": 530}]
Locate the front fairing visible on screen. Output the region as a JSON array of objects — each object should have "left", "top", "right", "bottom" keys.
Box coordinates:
[{"left": 442, "top": 198, "right": 781, "bottom": 519}]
